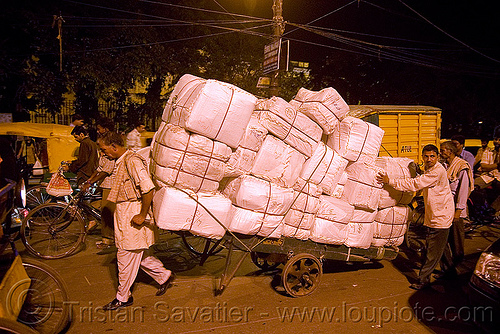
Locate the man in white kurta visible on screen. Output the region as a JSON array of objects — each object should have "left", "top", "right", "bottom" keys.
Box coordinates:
[
  {"left": 378, "top": 144, "right": 454, "bottom": 290},
  {"left": 98, "top": 132, "right": 173, "bottom": 311},
  {"left": 126, "top": 123, "right": 146, "bottom": 152},
  {"left": 440, "top": 141, "right": 473, "bottom": 273}
]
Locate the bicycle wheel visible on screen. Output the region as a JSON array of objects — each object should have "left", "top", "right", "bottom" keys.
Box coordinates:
[
  {"left": 181, "top": 232, "right": 224, "bottom": 256},
  {"left": 18, "top": 258, "right": 70, "bottom": 334},
  {"left": 25, "top": 185, "right": 53, "bottom": 210},
  {"left": 21, "top": 202, "right": 86, "bottom": 259}
]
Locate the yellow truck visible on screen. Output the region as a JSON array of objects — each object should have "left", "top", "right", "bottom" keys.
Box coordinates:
[{"left": 348, "top": 105, "right": 442, "bottom": 164}]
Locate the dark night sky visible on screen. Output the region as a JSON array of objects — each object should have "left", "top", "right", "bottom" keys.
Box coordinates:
[{"left": 215, "top": 0, "right": 499, "bottom": 70}]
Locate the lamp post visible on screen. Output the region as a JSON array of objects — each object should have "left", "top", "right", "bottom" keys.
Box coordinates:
[{"left": 269, "top": 0, "right": 284, "bottom": 97}]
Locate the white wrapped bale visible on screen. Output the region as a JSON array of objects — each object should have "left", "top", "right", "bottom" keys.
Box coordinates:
[
  {"left": 153, "top": 186, "right": 231, "bottom": 239},
  {"left": 300, "top": 142, "right": 349, "bottom": 195},
  {"left": 151, "top": 164, "right": 220, "bottom": 193},
  {"left": 228, "top": 206, "right": 283, "bottom": 238},
  {"left": 162, "top": 74, "right": 205, "bottom": 122},
  {"left": 222, "top": 175, "right": 294, "bottom": 215},
  {"left": 344, "top": 208, "right": 376, "bottom": 249},
  {"left": 310, "top": 196, "right": 354, "bottom": 245},
  {"left": 372, "top": 206, "right": 409, "bottom": 247},
  {"left": 331, "top": 172, "right": 348, "bottom": 199},
  {"left": 257, "top": 97, "right": 322, "bottom": 157},
  {"left": 283, "top": 211, "right": 315, "bottom": 240},
  {"left": 283, "top": 179, "right": 321, "bottom": 240},
  {"left": 150, "top": 124, "right": 231, "bottom": 193},
  {"left": 251, "top": 135, "right": 306, "bottom": 188},
  {"left": 327, "top": 116, "right": 384, "bottom": 164},
  {"left": 164, "top": 74, "right": 257, "bottom": 148},
  {"left": 289, "top": 87, "right": 349, "bottom": 135},
  {"left": 342, "top": 162, "right": 383, "bottom": 211},
  {"left": 225, "top": 116, "right": 268, "bottom": 177},
  {"left": 375, "top": 157, "right": 416, "bottom": 209}
]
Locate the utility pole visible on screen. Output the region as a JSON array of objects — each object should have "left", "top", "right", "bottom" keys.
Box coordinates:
[
  {"left": 52, "top": 14, "right": 65, "bottom": 72},
  {"left": 269, "top": 0, "right": 285, "bottom": 97}
]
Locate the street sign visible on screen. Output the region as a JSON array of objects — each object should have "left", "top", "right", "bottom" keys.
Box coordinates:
[
  {"left": 262, "top": 39, "right": 281, "bottom": 74},
  {"left": 256, "top": 76, "right": 271, "bottom": 88}
]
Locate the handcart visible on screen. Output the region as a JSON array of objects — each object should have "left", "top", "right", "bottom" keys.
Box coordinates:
[
  {"left": 214, "top": 232, "right": 399, "bottom": 298},
  {"left": 167, "top": 188, "right": 400, "bottom": 298}
]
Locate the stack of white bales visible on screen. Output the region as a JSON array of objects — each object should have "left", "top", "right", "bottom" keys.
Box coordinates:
[
  {"left": 150, "top": 74, "right": 415, "bottom": 248},
  {"left": 151, "top": 74, "right": 257, "bottom": 239},
  {"left": 223, "top": 96, "right": 322, "bottom": 238}
]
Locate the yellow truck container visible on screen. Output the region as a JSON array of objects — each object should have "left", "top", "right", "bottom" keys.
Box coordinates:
[{"left": 348, "top": 105, "right": 442, "bottom": 164}]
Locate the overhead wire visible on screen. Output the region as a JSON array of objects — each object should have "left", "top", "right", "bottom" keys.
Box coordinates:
[
  {"left": 61, "top": 0, "right": 498, "bottom": 75},
  {"left": 397, "top": 0, "right": 500, "bottom": 64}
]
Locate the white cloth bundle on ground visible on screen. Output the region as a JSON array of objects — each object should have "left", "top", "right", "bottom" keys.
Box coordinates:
[
  {"left": 310, "top": 196, "right": 354, "bottom": 245},
  {"left": 257, "top": 96, "right": 322, "bottom": 157},
  {"left": 327, "top": 116, "right": 385, "bottom": 164},
  {"left": 331, "top": 172, "right": 348, "bottom": 199},
  {"left": 222, "top": 175, "right": 295, "bottom": 215},
  {"left": 289, "top": 87, "right": 349, "bottom": 135},
  {"left": 251, "top": 135, "right": 306, "bottom": 188},
  {"left": 225, "top": 116, "right": 268, "bottom": 177},
  {"left": 345, "top": 208, "right": 376, "bottom": 249},
  {"left": 153, "top": 186, "right": 231, "bottom": 239},
  {"left": 375, "top": 157, "right": 416, "bottom": 209},
  {"left": 372, "top": 206, "right": 409, "bottom": 247},
  {"left": 164, "top": 74, "right": 257, "bottom": 148},
  {"left": 228, "top": 205, "right": 283, "bottom": 238},
  {"left": 342, "top": 162, "right": 383, "bottom": 211},
  {"left": 300, "top": 142, "right": 349, "bottom": 195},
  {"left": 150, "top": 123, "right": 231, "bottom": 193}
]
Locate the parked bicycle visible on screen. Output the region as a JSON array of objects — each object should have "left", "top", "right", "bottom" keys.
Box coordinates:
[{"left": 21, "top": 183, "right": 102, "bottom": 259}]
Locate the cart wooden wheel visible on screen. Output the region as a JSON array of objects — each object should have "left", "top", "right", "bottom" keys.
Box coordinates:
[
  {"left": 282, "top": 253, "right": 322, "bottom": 297},
  {"left": 250, "top": 252, "right": 280, "bottom": 271}
]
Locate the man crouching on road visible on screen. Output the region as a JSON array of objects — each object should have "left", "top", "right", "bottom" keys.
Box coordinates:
[
  {"left": 377, "top": 144, "right": 454, "bottom": 290},
  {"left": 98, "top": 132, "right": 174, "bottom": 310}
]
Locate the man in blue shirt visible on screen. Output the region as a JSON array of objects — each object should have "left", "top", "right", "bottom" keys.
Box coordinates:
[{"left": 451, "top": 135, "right": 475, "bottom": 170}]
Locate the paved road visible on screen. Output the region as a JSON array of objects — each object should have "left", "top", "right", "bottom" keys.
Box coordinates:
[{"left": 16, "top": 224, "right": 500, "bottom": 334}]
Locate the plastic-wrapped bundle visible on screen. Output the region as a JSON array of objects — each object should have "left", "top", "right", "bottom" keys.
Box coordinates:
[
  {"left": 283, "top": 179, "right": 321, "bottom": 240},
  {"left": 163, "top": 74, "right": 257, "bottom": 148},
  {"left": 375, "top": 157, "right": 416, "bottom": 209},
  {"left": 228, "top": 205, "right": 283, "bottom": 238},
  {"left": 331, "top": 172, "right": 348, "bottom": 199},
  {"left": 251, "top": 135, "right": 306, "bottom": 188},
  {"left": 257, "top": 97, "right": 322, "bottom": 157},
  {"left": 222, "top": 175, "right": 295, "bottom": 215},
  {"left": 150, "top": 123, "right": 231, "bottom": 193},
  {"left": 344, "top": 208, "right": 376, "bottom": 249},
  {"left": 310, "top": 196, "right": 354, "bottom": 245},
  {"left": 327, "top": 116, "right": 384, "bottom": 164},
  {"left": 289, "top": 87, "right": 349, "bottom": 135},
  {"left": 153, "top": 186, "right": 231, "bottom": 239},
  {"left": 300, "top": 142, "right": 349, "bottom": 195},
  {"left": 225, "top": 116, "right": 268, "bottom": 177},
  {"left": 342, "top": 162, "right": 383, "bottom": 211},
  {"left": 372, "top": 206, "right": 409, "bottom": 247}
]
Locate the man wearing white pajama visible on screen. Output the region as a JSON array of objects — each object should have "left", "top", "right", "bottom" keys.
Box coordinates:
[{"left": 98, "top": 132, "right": 174, "bottom": 311}]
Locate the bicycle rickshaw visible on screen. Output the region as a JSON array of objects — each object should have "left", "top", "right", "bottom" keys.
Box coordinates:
[
  {"left": 0, "top": 122, "right": 80, "bottom": 209},
  {"left": 0, "top": 176, "right": 70, "bottom": 333}
]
